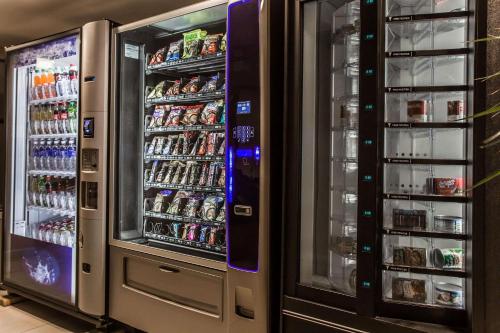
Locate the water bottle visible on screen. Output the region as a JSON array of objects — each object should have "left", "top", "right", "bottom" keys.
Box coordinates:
[
  {"left": 65, "top": 138, "right": 76, "bottom": 171},
  {"left": 31, "top": 141, "right": 39, "bottom": 170}
]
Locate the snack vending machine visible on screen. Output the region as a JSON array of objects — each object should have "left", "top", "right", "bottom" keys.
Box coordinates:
[
  {"left": 108, "top": 0, "right": 270, "bottom": 332},
  {"left": 282, "top": 0, "right": 487, "bottom": 331},
  {"left": 2, "top": 20, "right": 111, "bottom": 321}
]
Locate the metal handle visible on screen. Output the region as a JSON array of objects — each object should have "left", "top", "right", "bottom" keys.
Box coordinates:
[{"left": 159, "top": 265, "right": 180, "bottom": 273}]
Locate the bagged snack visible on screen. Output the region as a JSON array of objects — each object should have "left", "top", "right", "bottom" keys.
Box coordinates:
[
  {"left": 182, "top": 29, "right": 207, "bottom": 59},
  {"left": 171, "top": 162, "right": 186, "bottom": 184},
  {"left": 200, "top": 196, "right": 224, "bottom": 221},
  {"left": 199, "top": 225, "right": 210, "bottom": 243},
  {"left": 166, "top": 39, "right": 183, "bottom": 61},
  {"left": 198, "top": 162, "right": 210, "bottom": 186},
  {"left": 163, "top": 162, "right": 177, "bottom": 184},
  {"left": 200, "top": 100, "right": 223, "bottom": 125},
  {"left": 207, "top": 227, "right": 217, "bottom": 245},
  {"left": 181, "top": 76, "right": 205, "bottom": 94},
  {"left": 199, "top": 73, "right": 223, "bottom": 93},
  {"left": 200, "top": 34, "right": 222, "bottom": 56},
  {"left": 147, "top": 81, "right": 168, "bottom": 99},
  {"left": 169, "top": 223, "right": 181, "bottom": 238},
  {"left": 187, "top": 224, "right": 200, "bottom": 241},
  {"left": 167, "top": 191, "right": 191, "bottom": 215},
  {"left": 154, "top": 136, "right": 166, "bottom": 155},
  {"left": 148, "top": 160, "right": 160, "bottom": 183},
  {"left": 148, "top": 105, "right": 170, "bottom": 128},
  {"left": 189, "top": 162, "right": 202, "bottom": 185},
  {"left": 149, "top": 47, "right": 166, "bottom": 65},
  {"left": 171, "top": 134, "right": 184, "bottom": 156},
  {"left": 197, "top": 131, "right": 209, "bottom": 155},
  {"left": 162, "top": 135, "right": 176, "bottom": 155},
  {"left": 217, "top": 166, "right": 225, "bottom": 187},
  {"left": 217, "top": 136, "right": 225, "bottom": 155},
  {"left": 166, "top": 79, "right": 186, "bottom": 96},
  {"left": 181, "top": 224, "right": 189, "bottom": 239},
  {"left": 183, "top": 193, "right": 205, "bottom": 218},
  {"left": 220, "top": 33, "right": 227, "bottom": 52},
  {"left": 181, "top": 105, "right": 203, "bottom": 125},
  {"left": 164, "top": 106, "right": 186, "bottom": 126},
  {"left": 152, "top": 190, "right": 174, "bottom": 213},
  {"left": 216, "top": 203, "right": 225, "bottom": 222}
]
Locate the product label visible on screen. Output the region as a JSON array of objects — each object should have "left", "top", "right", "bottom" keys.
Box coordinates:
[{"left": 124, "top": 44, "right": 139, "bottom": 59}]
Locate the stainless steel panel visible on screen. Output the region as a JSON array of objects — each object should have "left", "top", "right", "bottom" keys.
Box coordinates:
[
  {"left": 227, "top": 0, "right": 269, "bottom": 332},
  {"left": 109, "top": 246, "right": 228, "bottom": 333},
  {"left": 78, "top": 20, "right": 110, "bottom": 317}
]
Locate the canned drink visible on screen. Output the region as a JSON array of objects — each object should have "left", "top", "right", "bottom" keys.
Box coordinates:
[{"left": 431, "top": 248, "right": 463, "bottom": 269}]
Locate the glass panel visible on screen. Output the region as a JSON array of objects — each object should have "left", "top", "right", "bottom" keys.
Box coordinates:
[
  {"left": 115, "top": 5, "right": 227, "bottom": 260},
  {"left": 300, "top": 0, "right": 360, "bottom": 296},
  {"left": 382, "top": 271, "right": 465, "bottom": 308},
  {"left": 386, "top": 18, "right": 467, "bottom": 51},
  {"left": 384, "top": 164, "right": 465, "bottom": 196},
  {"left": 385, "top": 91, "right": 466, "bottom": 122},
  {"left": 385, "top": 128, "right": 466, "bottom": 160},
  {"left": 385, "top": 0, "right": 467, "bottom": 16},
  {"left": 4, "top": 35, "right": 79, "bottom": 305},
  {"left": 383, "top": 199, "right": 466, "bottom": 234},
  {"left": 385, "top": 55, "right": 466, "bottom": 87}
]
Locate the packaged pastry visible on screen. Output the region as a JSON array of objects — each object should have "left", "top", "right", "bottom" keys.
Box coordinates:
[
  {"left": 433, "top": 215, "right": 463, "bottom": 233},
  {"left": 200, "top": 34, "right": 222, "bottom": 55},
  {"left": 166, "top": 39, "right": 183, "bottom": 61},
  {"left": 182, "top": 29, "right": 207, "bottom": 59},
  {"left": 392, "top": 278, "right": 426, "bottom": 303},
  {"left": 393, "top": 247, "right": 427, "bottom": 267}
]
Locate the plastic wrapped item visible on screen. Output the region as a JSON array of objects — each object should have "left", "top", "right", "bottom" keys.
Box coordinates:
[
  {"left": 166, "top": 39, "right": 183, "bottom": 61},
  {"left": 166, "top": 191, "right": 191, "bottom": 215},
  {"left": 181, "top": 105, "right": 203, "bottom": 125},
  {"left": 182, "top": 29, "right": 207, "bottom": 59},
  {"left": 149, "top": 47, "right": 166, "bottom": 65},
  {"left": 200, "top": 100, "right": 224, "bottom": 124},
  {"left": 200, "top": 34, "right": 222, "bottom": 55}
]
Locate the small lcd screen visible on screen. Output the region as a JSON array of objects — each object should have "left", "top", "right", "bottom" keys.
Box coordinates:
[
  {"left": 236, "top": 101, "right": 251, "bottom": 114},
  {"left": 83, "top": 118, "right": 94, "bottom": 138}
]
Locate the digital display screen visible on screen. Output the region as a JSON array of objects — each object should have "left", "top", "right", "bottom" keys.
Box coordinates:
[
  {"left": 236, "top": 101, "right": 251, "bottom": 114},
  {"left": 83, "top": 118, "right": 94, "bottom": 138}
]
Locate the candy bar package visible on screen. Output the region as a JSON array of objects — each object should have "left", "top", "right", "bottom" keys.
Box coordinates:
[
  {"left": 181, "top": 76, "right": 206, "bottom": 94},
  {"left": 180, "top": 161, "right": 195, "bottom": 185},
  {"left": 182, "top": 131, "right": 198, "bottom": 155},
  {"left": 181, "top": 105, "right": 203, "bottom": 125},
  {"left": 200, "top": 34, "right": 222, "bottom": 56},
  {"left": 154, "top": 137, "right": 165, "bottom": 155},
  {"left": 155, "top": 162, "right": 169, "bottom": 183},
  {"left": 166, "top": 79, "right": 186, "bottom": 96},
  {"left": 187, "top": 224, "right": 200, "bottom": 241},
  {"left": 165, "top": 106, "right": 186, "bottom": 126},
  {"left": 149, "top": 47, "right": 166, "bottom": 65},
  {"left": 152, "top": 190, "right": 174, "bottom": 213},
  {"left": 215, "top": 228, "right": 226, "bottom": 246},
  {"left": 220, "top": 33, "right": 227, "bottom": 52},
  {"left": 217, "top": 166, "right": 225, "bottom": 188},
  {"left": 161, "top": 135, "right": 175, "bottom": 155},
  {"left": 146, "top": 137, "right": 157, "bottom": 155},
  {"left": 171, "top": 162, "right": 186, "bottom": 184},
  {"left": 189, "top": 162, "right": 202, "bottom": 185},
  {"left": 198, "top": 162, "right": 210, "bottom": 186},
  {"left": 166, "top": 39, "right": 183, "bottom": 61},
  {"left": 196, "top": 131, "right": 209, "bottom": 156},
  {"left": 392, "top": 278, "right": 426, "bottom": 303},
  {"left": 169, "top": 223, "right": 181, "bottom": 238},
  {"left": 207, "top": 228, "right": 217, "bottom": 245},
  {"left": 148, "top": 160, "right": 160, "bottom": 183},
  {"left": 181, "top": 224, "right": 189, "bottom": 240},
  {"left": 206, "top": 132, "right": 218, "bottom": 156},
  {"left": 206, "top": 162, "right": 221, "bottom": 187},
  {"left": 200, "top": 195, "right": 224, "bottom": 221},
  {"left": 392, "top": 247, "right": 427, "bottom": 267},
  {"left": 147, "top": 81, "right": 168, "bottom": 99},
  {"left": 183, "top": 193, "right": 205, "bottom": 218},
  {"left": 200, "top": 100, "right": 224, "bottom": 124},
  {"left": 162, "top": 162, "right": 177, "bottom": 184},
  {"left": 218, "top": 136, "right": 225, "bottom": 155},
  {"left": 199, "top": 226, "right": 210, "bottom": 243},
  {"left": 171, "top": 134, "right": 184, "bottom": 156},
  {"left": 166, "top": 191, "right": 191, "bottom": 215},
  {"left": 182, "top": 29, "right": 207, "bottom": 59},
  {"left": 216, "top": 202, "right": 225, "bottom": 222},
  {"left": 199, "top": 74, "right": 223, "bottom": 93},
  {"left": 148, "top": 105, "right": 170, "bottom": 128}
]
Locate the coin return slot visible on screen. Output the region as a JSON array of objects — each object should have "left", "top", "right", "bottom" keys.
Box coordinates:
[
  {"left": 234, "top": 205, "right": 252, "bottom": 216},
  {"left": 81, "top": 181, "right": 98, "bottom": 209}
]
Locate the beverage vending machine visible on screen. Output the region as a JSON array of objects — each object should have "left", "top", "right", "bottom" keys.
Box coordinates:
[
  {"left": 2, "top": 20, "right": 112, "bottom": 322},
  {"left": 282, "top": 0, "right": 490, "bottom": 332},
  {"left": 108, "top": 0, "right": 278, "bottom": 332}
]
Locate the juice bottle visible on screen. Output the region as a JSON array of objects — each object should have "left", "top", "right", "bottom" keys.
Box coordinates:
[
  {"left": 47, "top": 69, "right": 57, "bottom": 98},
  {"left": 40, "top": 69, "right": 48, "bottom": 99},
  {"left": 69, "top": 64, "right": 78, "bottom": 96},
  {"left": 33, "top": 69, "right": 41, "bottom": 100},
  {"left": 35, "top": 69, "right": 45, "bottom": 100}
]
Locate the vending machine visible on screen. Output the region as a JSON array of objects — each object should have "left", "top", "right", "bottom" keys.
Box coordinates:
[
  {"left": 282, "top": 0, "right": 489, "bottom": 332},
  {"left": 108, "top": 0, "right": 274, "bottom": 332},
  {"left": 2, "top": 20, "right": 112, "bottom": 322}
]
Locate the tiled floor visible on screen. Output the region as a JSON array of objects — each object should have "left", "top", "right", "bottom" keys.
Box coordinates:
[{"left": 0, "top": 300, "right": 131, "bottom": 333}]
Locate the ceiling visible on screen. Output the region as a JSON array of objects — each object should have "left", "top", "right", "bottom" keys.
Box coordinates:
[{"left": 0, "top": 0, "right": 200, "bottom": 59}]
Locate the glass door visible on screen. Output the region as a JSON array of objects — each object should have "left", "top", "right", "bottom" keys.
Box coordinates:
[
  {"left": 300, "top": 0, "right": 360, "bottom": 300},
  {"left": 4, "top": 34, "right": 80, "bottom": 305},
  {"left": 113, "top": 4, "right": 227, "bottom": 261}
]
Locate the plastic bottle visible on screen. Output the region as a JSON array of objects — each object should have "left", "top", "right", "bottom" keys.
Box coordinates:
[
  {"left": 61, "top": 66, "right": 71, "bottom": 96},
  {"left": 58, "top": 102, "right": 68, "bottom": 134},
  {"left": 67, "top": 101, "right": 77, "bottom": 133},
  {"left": 65, "top": 138, "right": 76, "bottom": 171},
  {"left": 33, "top": 69, "right": 42, "bottom": 100},
  {"left": 40, "top": 69, "right": 48, "bottom": 99},
  {"left": 47, "top": 69, "right": 57, "bottom": 98},
  {"left": 30, "top": 140, "right": 39, "bottom": 170},
  {"left": 69, "top": 64, "right": 78, "bottom": 96},
  {"left": 29, "top": 104, "right": 39, "bottom": 135},
  {"left": 37, "top": 176, "right": 46, "bottom": 206},
  {"left": 55, "top": 67, "right": 64, "bottom": 97}
]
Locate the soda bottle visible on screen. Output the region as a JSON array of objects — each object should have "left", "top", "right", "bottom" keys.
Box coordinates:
[
  {"left": 47, "top": 69, "right": 57, "bottom": 98},
  {"left": 30, "top": 140, "right": 38, "bottom": 170},
  {"left": 58, "top": 179, "right": 67, "bottom": 210},
  {"left": 58, "top": 102, "right": 68, "bottom": 134},
  {"left": 55, "top": 67, "right": 64, "bottom": 97},
  {"left": 45, "top": 176, "right": 53, "bottom": 207},
  {"left": 51, "top": 103, "right": 59, "bottom": 134},
  {"left": 61, "top": 66, "right": 71, "bottom": 96},
  {"left": 38, "top": 139, "right": 47, "bottom": 170},
  {"left": 69, "top": 64, "right": 78, "bottom": 96},
  {"left": 37, "top": 176, "right": 46, "bottom": 206},
  {"left": 29, "top": 176, "right": 38, "bottom": 206},
  {"left": 67, "top": 101, "right": 77, "bottom": 133},
  {"left": 40, "top": 69, "right": 48, "bottom": 99},
  {"left": 29, "top": 104, "right": 38, "bottom": 135},
  {"left": 33, "top": 69, "right": 43, "bottom": 100}
]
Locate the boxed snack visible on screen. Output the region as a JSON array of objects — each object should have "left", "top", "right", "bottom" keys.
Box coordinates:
[
  {"left": 392, "top": 246, "right": 427, "bottom": 267},
  {"left": 392, "top": 277, "right": 426, "bottom": 303},
  {"left": 392, "top": 209, "right": 427, "bottom": 230}
]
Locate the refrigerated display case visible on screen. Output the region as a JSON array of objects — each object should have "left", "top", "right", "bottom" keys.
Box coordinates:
[
  {"left": 282, "top": 0, "right": 487, "bottom": 331},
  {"left": 2, "top": 21, "right": 111, "bottom": 321},
  {"left": 108, "top": 1, "right": 272, "bottom": 332}
]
